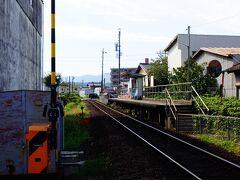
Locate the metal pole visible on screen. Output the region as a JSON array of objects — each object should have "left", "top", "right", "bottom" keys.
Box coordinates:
[
  {"left": 49, "top": 0, "right": 58, "bottom": 151},
  {"left": 101, "top": 48, "right": 106, "bottom": 94},
  {"left": 51, "top": 0, "right": 56, "bottom": 105},
  {"left": 68, "top": 76, "right": 70, "bottom": 94},
  {"left": 118, "top": 29, "right": 121, "bottom": 94},
  {"left": 187, "top": 26, "right": 190, "bottom": 82},
  {"left": 72, "top": 76, "right": 74, "bottom": 92}
]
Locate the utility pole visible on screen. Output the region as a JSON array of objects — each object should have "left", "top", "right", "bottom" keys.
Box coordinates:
[
  {"left": 72, "top": 76, "right": 75, "bottom": 92},
  {"left": 187, "top": 26, "right": 191, "bottom": 82},
  {"left": 118, "top": 29, "right": 121, "bottom": 90},
  {"left": 101, "top": 48, "right": 107, "bottom": 94},
  {"left": 115, "top": 28, "right": 121, "bottom": 94},
  {"left": 68, "top": 76, "right": 70, "bottom": 94}
]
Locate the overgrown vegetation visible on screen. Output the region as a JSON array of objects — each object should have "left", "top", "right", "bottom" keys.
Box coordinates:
[
  {"left": 193, "top": 115, "right": 240, "bottom": 140},
  {"left": 64, "top": 102, "right": 90, "bottom": 150},
  {"left": 202, "top": 96, "right": 240, "bottom": 117},
  {"left": 61, "top": 93, "right": 110, "bottom": 177},
  {"left": 43, "top": 73, "right": 62, "bottom": 87},
  {"left": 169, "top": 58, "right": 218, "bottom": 95},
  {"left": 193, "top": 134, "right": 240, "bottom": 155},
  {"left": 60, "top": 92, "right": 81, "bottom": 106},
  {"left": 61, "top": 93, "right": 90, "bottom": 150},
  {"left": 147, "top": 53, "right": 169, "bottom": 85},
  {"left": 192, "top": 96, "right": 240, "bottom": 155}
]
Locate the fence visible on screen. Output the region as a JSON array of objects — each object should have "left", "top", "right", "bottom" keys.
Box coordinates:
[
  {"left": 192, "top": 114, "right": 240, "bottom": 142},
  {"left": 143, "top": 82, "right": 192, "bottom": 101}
]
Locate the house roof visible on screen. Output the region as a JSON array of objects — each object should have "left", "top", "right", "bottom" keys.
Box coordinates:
[
  {"left": 164, "top": 34, "right": 240, "bottom": 52},
  {"left": 193, "top": 48, "right": 240, "bottom": 59},
  {"left": 128, "top": 73, "right": 145, "bottom": 78},
  {"left": 121, "top": 71, "right": 145, "bottom": 78},
  {"left": 225, "top": 63, "right": 240, "bottom": 73},
  {"left": 135, "top": 63, "right": 150, "bottom": 73},
  {"left": 164, "top": 35, "right": 178, "bottom": 51}
]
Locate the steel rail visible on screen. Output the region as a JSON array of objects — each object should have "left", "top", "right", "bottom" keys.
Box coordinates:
[
  {"left": 89, "top": 100, "right": 202, "bottom": 180},
  {"left": 93, "top": 100, "right": 240, "bottom": 170}
]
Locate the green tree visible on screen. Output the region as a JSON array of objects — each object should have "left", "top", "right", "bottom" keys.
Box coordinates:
[
  {"left": 169, "top": 58, "right": 218, "bottom": 95},
  {"left": 147, "top": 54, "right": 169, "bottom": 85},
  {"left": 43, "top": 73, "right": 62, "bottom": 87}
]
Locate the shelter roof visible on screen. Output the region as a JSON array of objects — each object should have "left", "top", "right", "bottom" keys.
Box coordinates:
[{"left": 135, "top": 63, "right": 150, "bottom": 73}]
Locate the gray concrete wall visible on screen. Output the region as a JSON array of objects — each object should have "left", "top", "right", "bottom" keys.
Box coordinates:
[{"left": 0, "top": 0, "right": 43, "bottom": 91}]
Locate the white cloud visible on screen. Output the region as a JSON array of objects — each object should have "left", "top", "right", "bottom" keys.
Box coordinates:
[
  {"left": 124, "top": 31, "right": 170, "bottom": 44},
  {"left": 43, "top": 0, "right": 240, "bottom": 77},
  {"left": 57, "top": 25, "right": 116, "bottom": 41}
]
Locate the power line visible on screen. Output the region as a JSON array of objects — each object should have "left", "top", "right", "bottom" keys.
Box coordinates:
[{"left": 192, "top": 11, "right": 240, "bottom": 28}]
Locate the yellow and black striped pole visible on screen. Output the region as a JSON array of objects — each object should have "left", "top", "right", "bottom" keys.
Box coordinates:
[
  {"left": 51, "top": 0, "right": 56, "bottom": 105},
  {"left": 49, "top": 0, "right": 58, "bottom": 150}
]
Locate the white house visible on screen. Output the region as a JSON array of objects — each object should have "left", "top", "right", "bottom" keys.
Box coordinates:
[
  {"left": 135, "top": 58, "right": 154, "bottom": 87},
  {"left": 193, "top": 48, "right": 240, "bottom": 97},
  {"left": 126, "top": 58, "right": 155, "bottom": 99},
  {"left": 225, "top": 63, "right": 240, "bottom": 98},
  {"left": 165, "top": 34, "right": 240, "bottom": 72}
]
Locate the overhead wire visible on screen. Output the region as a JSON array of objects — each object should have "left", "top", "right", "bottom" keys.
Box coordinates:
[{"left": 191, "top": 11, "right": 240, "bottom": 29}]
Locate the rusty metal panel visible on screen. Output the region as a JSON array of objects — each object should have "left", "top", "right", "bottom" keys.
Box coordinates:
[{"left": 0, "top": 91, "right": 50, "bottom": 175}]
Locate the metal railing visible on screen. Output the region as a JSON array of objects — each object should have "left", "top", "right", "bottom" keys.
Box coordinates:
[
  {"left": 165, "top": 88, "right": 178, "bottom": 131},
  {"left": 143, "top": 82, "right": 192, "bottom": 101},
  {"left": 191, "top": 86, "right": 209, "bottom": 115}
]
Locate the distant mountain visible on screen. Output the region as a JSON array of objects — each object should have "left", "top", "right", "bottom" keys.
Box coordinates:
[{"left": 63, "top": 73, "right": 110, "bottom": 84}]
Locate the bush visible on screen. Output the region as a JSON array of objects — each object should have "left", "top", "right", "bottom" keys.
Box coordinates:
[
  {"left": 202, "top": 96, "right": 240, "bottom": 117},
  {"left": 60, "top": 92, "right": 81, "bottom": 106}
]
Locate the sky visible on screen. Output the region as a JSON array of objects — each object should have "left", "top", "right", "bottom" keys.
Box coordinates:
[{"left": 43, "top": 0, "right": 240, "bottom": 78}]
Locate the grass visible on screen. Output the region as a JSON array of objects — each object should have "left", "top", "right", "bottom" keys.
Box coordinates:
[
  {"left": 64, "top": 101, "right": 90, "bottom": 150},
  {"left": 193, "top": 134, "right": 240, "bottom": 156},
  {"left": 63, "top": 100, "right": 110, "bottom": 178}
]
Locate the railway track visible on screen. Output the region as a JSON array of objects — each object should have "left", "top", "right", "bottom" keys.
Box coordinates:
[{"left": 88, "top": 99, "right": 240, "bottom": 180}]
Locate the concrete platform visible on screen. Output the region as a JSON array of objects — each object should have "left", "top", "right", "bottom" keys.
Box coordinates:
[{"left": 108, "top": 98, "right": 192, "bottom": 108}]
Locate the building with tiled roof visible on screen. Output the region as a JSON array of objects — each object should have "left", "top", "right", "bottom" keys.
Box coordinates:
[
  {"left": 165, "top": 34, "right": 240, "bottom": 72},
  {"left": 193, "top": 48, "right": 240, "bottom": 98}
]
